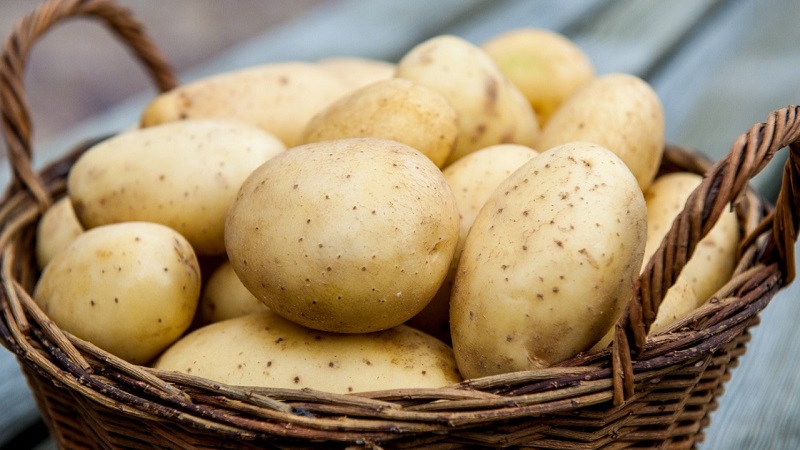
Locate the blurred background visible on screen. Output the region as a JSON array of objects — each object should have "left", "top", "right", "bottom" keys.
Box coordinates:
[{"left": 0, "top": 0, "right": 328, "bottom": 153}]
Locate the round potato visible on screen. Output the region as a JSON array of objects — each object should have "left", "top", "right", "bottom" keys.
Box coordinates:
[
  {"left": 395, "top": 35, "right": 539, "bottom": 166},
  {"left": 68, "top": 119, "right": 285, "bottom": 255},
  {"left": 33, "top": 222, "right": 201, "bottom": 364},
  {"left": 140, "top": 62, "right": 352, "bottom": 147},
  {"left": 302, "top": 78, "right": 458, "bottom": 167},
  {"left": 153, "top": 311, "right": 462, "bottom": 393},
  {"left": 317, "top": 56, "right": 396, "bottom": 90},
  {"left": 450, "top": 141, "right": 646, "bottom": 379},
  {"left": 482, "top": 28, "right": 595, "bottom": 125},
  {"left": 35, "top": 197, "right": 84, "bottom": 269},
  {"left": 198, "top": 260, "right": 267, "bottom": 325},
  {"left": 537, "top": 73, "right": 665, "bottom": 191},
  {"left": 225, "top": 137, "right": 460, "bottom": 334},
  {"left": 407, "top": 144, "right": 538, "bottom": 340}
]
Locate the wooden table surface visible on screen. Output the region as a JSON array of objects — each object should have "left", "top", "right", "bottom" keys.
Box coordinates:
[{"left": 1, "top": 0, "right": 799, "bottom": 448}]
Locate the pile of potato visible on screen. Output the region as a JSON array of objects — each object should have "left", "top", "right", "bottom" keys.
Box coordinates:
[{"left": 32, "top": 29, "right": 740, "bottom": 392}]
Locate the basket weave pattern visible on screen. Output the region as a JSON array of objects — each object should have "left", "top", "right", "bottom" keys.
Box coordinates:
[{"left": 2, "top": 1, "right": 800, "bottom": 448}]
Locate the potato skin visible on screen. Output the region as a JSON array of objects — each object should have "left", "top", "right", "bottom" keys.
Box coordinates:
[
  {"left": 482, "top": 28, "right": 595, "bottom": 125},
  {"left": 153, "top": 311, "right": 462, "bottom": 393},
  {"left": 67, "top": 119, "right": 285, "bottom": 255},
  {"left": 225, "top": 137, "right": 460, "bottom": 333},
  {"left": 197, "top": 260, "right": 267, "bottom": 325},
  {"left": 395, "top": 35, "right": 539, "bottom": 166},
  {"left": 33, "top": 222, "right": 201, "bottom": 364},
  {"left": 407, "top": 144, "right": 538, "bottom": 340},
  {"left": 140, "top": 62, "right": 351, "bottom": 147},
  {"left": 450, "top": 142, "right": 646, "bottom": 379},
  {"left": 35, "top": 197, "right": 84, "bottom": 269},
  {"left": 302, "top": 78, "right": 458, "bottom": 167},
  {"left": 537, "top": 73, "right": 664, "bottom": 191},
  {"left": 644, "top": 172, "right": 740, "bottom": 333}
]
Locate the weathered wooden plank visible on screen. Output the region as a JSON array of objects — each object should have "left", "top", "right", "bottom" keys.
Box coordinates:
[
  {"left": 440, "top": 0, "right": 611, "bottom": 43},
  {"left": 0, "top": 352, "right": 42, "bottom": 447}
]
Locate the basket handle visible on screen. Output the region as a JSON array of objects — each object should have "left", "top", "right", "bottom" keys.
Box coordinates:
[
  {"left": 0, "top": 0, "right": 177, "bottom": 209},
  {"left": 612, "top": 106, "right": 800, "bottom": 404}
]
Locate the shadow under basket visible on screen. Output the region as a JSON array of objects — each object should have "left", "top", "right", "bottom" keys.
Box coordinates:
[{"left": 2, "top": 0, "right": 800, "bottom": 449}]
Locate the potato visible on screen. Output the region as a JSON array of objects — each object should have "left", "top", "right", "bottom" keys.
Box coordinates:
[
  {"left": 482, "top": 28, "right": 595, "bottom": 125},
  {"left": 67, "top": 119, "right": 285, "bottom": 255},
  {"left": 643, "top": 172, "right": 740, "bottom": 332},
  {"left": 198, "top": 260, "right": 267, "bottom": 325},
  {"left": 140, "top": 62, "right": 352, "bottom": 147},
  {"left": 33, "top": 222, "right": 201, "bottom": 364},
  {"left": 407, "top": 144, "right": 538, "bottom": 340},
  {"left": 537, "top": 73, "right": 664, "bottom": 191},
  {"left": 154, "top": 311, "right": 462, "bottom": 393},
  {"left": 450, "top": 141, "right": 646, "bottom": 379},
  {"left": 225, "top": 137, "right": 460, "bottom": 334},
  {"left": 302, "top": 78, "right": 458, "bottom": 167},
  {"left": 317, "top": 56, "right": 396, "bottom": 90},
  {"left": 35, "top": 197, "right": 84, "bottom": 269},
  {"left": 395, "top": 35, "right": 539, "bottom": 166}
]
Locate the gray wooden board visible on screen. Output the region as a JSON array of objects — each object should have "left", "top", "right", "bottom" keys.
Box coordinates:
[{"left": 2, "top": 0, "right": 799, "bottom": 447}]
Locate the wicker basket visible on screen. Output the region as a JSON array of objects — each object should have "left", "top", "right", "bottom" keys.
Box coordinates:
[{"left": 2, "top": 0, "right": 799, "bottom": 448}]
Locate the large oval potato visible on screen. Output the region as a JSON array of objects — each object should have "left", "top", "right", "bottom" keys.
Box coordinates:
[
  {"left": 68, "top": 119, "right": 285, "bottom": 255},
  {"left": 35, "top": 196, "right": 84, "bottom": 269},
  {"left": 407, "top": 144, "right": 538, "bottom": 340},
  {"left": 33, "top": 222, "right": 201, "bottom": 364},
  {"left": 482, "top": 28, "right": 595, "bottom": 125},
  {"left": 395, "top": 35, "right": 539, "bottom": 166},
  {"left": 140, "top": 62, "right": 352, "bottom": 147},
  {"left": 225, "top": 137, "right": 460, "bottom": 334},
  {"left": 153, "top": 311, "right": 462, "bottom": 393},
  {"left": 450, "top": 141, "right": 646, "bottom": 379},
  {"left": 302, "top": 78, "right": 459, "bottom": 167},
  {"left": 537, "top": 73, "right": 665, "bottom": 191}
]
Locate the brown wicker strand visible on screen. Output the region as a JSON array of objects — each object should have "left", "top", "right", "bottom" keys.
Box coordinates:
[
  {"left": 612, "top": 106, "right": 800, "bottom": 404},
  {"left": 0, "top": 0, "right": 176, "bottom": 208}
]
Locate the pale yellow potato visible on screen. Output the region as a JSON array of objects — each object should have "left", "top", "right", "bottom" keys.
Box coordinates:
[
  {"left": 407, "top": 144, "right": 538, "bottom": 340},
  {"left": 317, "top": 56, "right": 396, "bottom": 90},
  {"left": 643, "top": 172, "right": 740, "bottom": 331},
  {"left": 395, "top": 35, "right": 539, "bottom": 166},
  {"left": 33, "top": 222, "right": 201, "bottom": 364},
  {"left": 482, "top": 28, "right": 595, "bottom": 125},
  {"left": 153, "top": 311, "right": 462, "bottom": 393},
  {"left": 197, "top": 260, "right": 267, "bottom": 325},
  {"left": 35, "top": 197, "right": 84, "bottom": 269},
  {"left": 450, "top": 142, "right": 646, "bottom": 379},
  {"left": 225, "top": 138, "right": 460, "bottom": 334},
  {"left": 538, "top": 73, "right": 665, "bottom": 191},
  {"left": 68, "top": 119, "right": 285, "bottom": 255},
  {"left": 302, "top": 78, "right": 458, "bottom": 167},
  {"left": 140, "top": 62, "right": 352, "bottom": 147}
]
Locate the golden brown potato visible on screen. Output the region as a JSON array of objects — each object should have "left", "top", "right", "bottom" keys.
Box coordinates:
[
  {"left": 225, "top": 137, "right": 460, "bottom": 334},
  {"left": 140, "top": 62, "right": 352, "bottom": 147},
  {"left": 482, "top": 28, "right": 595, "bottom": 125},
  {"left": 154, "top": 311, "right": 462, "bottom": 393},
  {"left": 450, "top": 142, "right": 646, "bottom": 379},
  {"left": 395, "top": 35, "right": 539, "bottom": 166},
  {"left": 537, "top": 73, "right": 665, "bottom": 191},
  {"left": 34, "top": 222, "right": 201, "bottom": 364},
  {"left": 302, "top": 78, "right": 458, "bottom": 167},
  {"left": 67, "top": 119, "right": 285, "bottom": 255}
]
